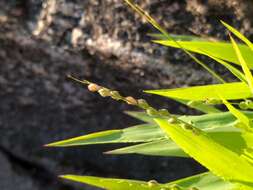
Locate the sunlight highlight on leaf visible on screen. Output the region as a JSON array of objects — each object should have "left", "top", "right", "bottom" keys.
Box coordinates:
[{"left": 230, "top": 35, "right": 253, "bottom": 95}]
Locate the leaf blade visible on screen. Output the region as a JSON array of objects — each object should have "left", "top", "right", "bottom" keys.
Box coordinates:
[
  {"left": 155, "top": 118, "right": 253, "bottom": 185},
  {"left": 145, "top": 82, "right": 251, "bottom": 101},
  {"left": 153, "top": 40, "right": 253, "bottom": 69},
  {"left": 230, "top": 35, "right": 253, "bottom": 94},
  {"left": 221, "top": 21, "right": 253, "bottom": 51},
  {"left": 60, "top": 175, "right": 165, "bottom": 190}
]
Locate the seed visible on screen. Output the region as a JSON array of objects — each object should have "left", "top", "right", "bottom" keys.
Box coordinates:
[
  {"left": 246, "top": 100, "right": 253, "bottom": 109},
  {"left": 146, "top": 107, "right": 158, "bottom": 116},
  {"left": 147, "top": 180, "right": 158, "bottom": 187},
  {"left": 110, "top": 91, "right": 122, "bottom": 100},
  {"left": 158, "top": 109, "right": 170, "bottom": 117},
  {"left": 168, "top": 117, "right": 177, "bottom": 124},
  {"left": 126, "top": 96, "right": 138, "bottom": 105},
  {"left": 181, "top": 123, "right": 192, "bottom": 130},
  {"left": 98, "top": 88, "right": 111, "bottom": 97},
  {"left": 137, "top": 99, "right": 149, "bottom": 109},
  {"left": 88, "top": 83, "right": 102, "bottom": 92},
  {"left": 239, "top": 101, "right": 248, "bottom": 110}
]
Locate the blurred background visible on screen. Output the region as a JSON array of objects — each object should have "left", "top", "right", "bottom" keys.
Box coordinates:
[{"left": 1, "top": 0, "right": 253, "bottom": 189}]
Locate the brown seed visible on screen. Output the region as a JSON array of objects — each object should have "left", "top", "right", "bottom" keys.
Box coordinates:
[
  {"left": 88, "top": 83, "right": 101, "bottom": 92},
  {"left": 125, "top": 96, "right": 138, "bottom": 105}
]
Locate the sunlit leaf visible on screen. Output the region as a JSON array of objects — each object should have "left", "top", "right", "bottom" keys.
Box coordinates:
[
  {"left": 153, "top": 40, "right": 253, "bottom": 69},
  {"left": 107, "top": 131, "right": 253, "bottom": 157},
  {"left": 60, "top": 175, "right": 167, "bottom": 190},
  {"left": 166, "top": 172, "right": 237, "bottom": 190},
  {"left": 221, "top": 21, "right": 253, "bottom": 51},
  {"left": 124, "top": 111, "right": 155, "bottom": 123},
  {"left": 46, "top": 111, "right": 253, "bottom": 147},
  {"left": 221, "top": 97, "right": 253, "bottom": 132},
  {"left": 148, "top": 33, "right": 207, "bottom": 41},
  {"left": 145, "top": 82, "right": 251, "bottom": 101},
  {"left": 199, "top": 50, "right": 246, "bottom": 83},
  {"left": 106, "top": 139, "right": 188, "bottom": 157},
  {"left": 46, "top": 124, "right": 164, "bottom": 147},
  {"left": 230, "top": 35, "right": 253, "bottom": 94},
  {"left": 155, "top": 118, "right": 253, "bottom": 187},
  {"left": 60, "top": 172, "right": 239, "bottom": 190},
  {"left": 175, "top": 98, "right": 221, "bottom": 114}
]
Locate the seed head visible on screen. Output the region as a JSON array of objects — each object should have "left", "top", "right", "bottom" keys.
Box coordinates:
[
  {"left": 125, "top": 96, "right": 138, "bottom": 105},
  {"left": 98, "top": 88, "right": 111, "bottom": 97},
  {"left": 88, "top": 83, "right": 102, "bottom": 92}
]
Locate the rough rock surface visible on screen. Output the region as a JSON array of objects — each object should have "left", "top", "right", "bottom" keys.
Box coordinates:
[{"left": 1, "top": 0, "right": 253, "bottom": 190}]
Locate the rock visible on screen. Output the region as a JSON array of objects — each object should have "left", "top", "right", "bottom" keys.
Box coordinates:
[{"left": 0, "top": 151, "right": 38, "bottom": 190}]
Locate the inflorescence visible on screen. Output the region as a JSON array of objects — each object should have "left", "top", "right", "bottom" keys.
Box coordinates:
[{"left": 67, "top": 75, "right": 203, "bottom": 134}]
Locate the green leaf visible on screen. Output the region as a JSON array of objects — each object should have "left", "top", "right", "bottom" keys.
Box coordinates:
[
  {"left": 60, "top": 172, "right": 239, "bottom": 190},
  {"left": 148, "top": 33, "right": 207, "bottom": 41},
  {"left": 221, "top": 21, "right": 253, "bottom": 52},
  {"left": 166, "top": 172, "right": 237, "bottom": 190},
  {"left": 46, "top": 111, "right": 253, "bottom": 147},
  {"left": 230, "top": 35, "right": 253, "bottom": 95},
  {"left": 60, "top": 175, "right": 167, "bottom": 190},
  {"left": 145, "top": 82, "right": 251, "bottom": 101},
  {"left": 155, "top": 118, "right": 253, "bottom": 186},
  {"left": 60, "top": 173, "right": 237, "bottom": 190},
  {"left": 46, "top": 124, "right": 164, "bottom": 147},
  {"left": 106, "top": 139, "right": 188, "bottom": 157},
  {"left": 153, "top": 40, "right": 253, "bottom": 69},
  {"left": 199, "top": 50, "right": 246, "bottom": 83},
  {"left": 107, "top": 131, "right": 253, "bottom": 157},
  {"left": 175, "top": 98, "right": 221, "bottom": 114},
  {"left": 124, "top": 111, "right": 155, "bottom": 123},
  {"left": 221, "top": 97, "right": 253, "bottom": 132}
]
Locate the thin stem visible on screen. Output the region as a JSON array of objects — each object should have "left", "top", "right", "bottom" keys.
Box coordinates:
[{"left": 124, "top": 0, "right": 225, "bottom": 83}]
